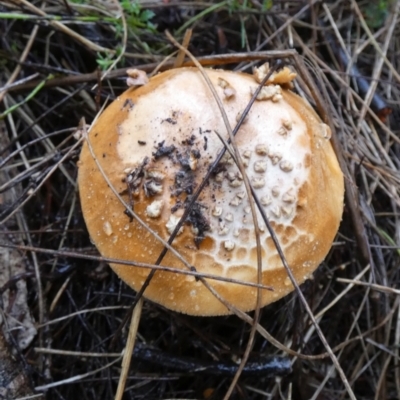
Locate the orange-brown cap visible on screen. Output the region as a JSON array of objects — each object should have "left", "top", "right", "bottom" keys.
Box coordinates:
[{"left": 78, "top": 67, "right": 344, "bottom": 316}]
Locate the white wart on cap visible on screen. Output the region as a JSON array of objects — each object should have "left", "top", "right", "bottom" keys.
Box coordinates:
[{"left": 78, "top": 66, "right": 344, "bottom": 316}]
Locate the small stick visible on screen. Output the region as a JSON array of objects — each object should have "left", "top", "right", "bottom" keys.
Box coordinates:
[
  {"left": 174, "top": 29, "right": 193, "bottom": 68},
  {"left": 14, "top": 0, "right": 113, "bottom": 53},
  {"left": 7, "top": 51, "right": 297, "bottom": 93},
  {"left": 114, "top": 298, "right": 143, "bottom": 400}
]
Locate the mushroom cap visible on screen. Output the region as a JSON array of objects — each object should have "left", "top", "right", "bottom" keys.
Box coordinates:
[{"left": 78, "top": 67, "right": 344, "bottom": 316}]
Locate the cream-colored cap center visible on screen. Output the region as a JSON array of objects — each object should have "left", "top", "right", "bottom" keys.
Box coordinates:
[{"left": 116, "top": 69, "right": 313, "bottom": 274}]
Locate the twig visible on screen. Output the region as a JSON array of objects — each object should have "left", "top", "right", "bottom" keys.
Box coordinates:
[
  {"left": 173, "top": 29, "right": 193, "bottom": 68},
  {"left": 13, "top": 0, "right": 114, "bottom": 53},
  {"left": 0, "top": 242, "right": 273, "bottom": 291},
  {"left": 114, "top": 298, "right": 143, "bottom": 400},
  {"left": 6, "top": 51, "right": 296, "bottom": 93}
]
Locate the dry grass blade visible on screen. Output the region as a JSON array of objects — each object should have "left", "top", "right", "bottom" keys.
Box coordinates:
[{"left": 114, "top": 298, "right": 143, "bottom": 400}]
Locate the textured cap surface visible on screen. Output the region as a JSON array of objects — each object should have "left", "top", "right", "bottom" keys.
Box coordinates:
[{"left": 78, "top": 67, "right": 344, "bottom": 315}]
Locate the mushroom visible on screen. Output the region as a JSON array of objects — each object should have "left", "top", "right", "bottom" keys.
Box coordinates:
[{"left": 78, "top": 66, "right": 344, "bottom": 316}]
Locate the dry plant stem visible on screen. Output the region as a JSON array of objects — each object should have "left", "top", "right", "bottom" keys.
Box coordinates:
[
  {"left": 0, "top": 242, "right": 272, "bottom": 291},
  {"left": 374, "top": 344, "right": 392, "bottom": 400},
  {"left": 4, "top": 97, "right": 29, "bottom": 167},
  {"left": 318, "top": 16, "right": 391, "bottom": 120},
  {"left": 0, "top": 132, "right": 77, "bottom": 199},
  {"left": 332, "top": 140, "right": 372, "bottom": 263},
  {"left": 2, "top": 100, "right": 47, "bottom": 373},
  {"left": 48, "top": 188, "right": 78, "bottom": 280},
  {"left": 322, "top": 3, "right": 351, "bottom": 61},
  {"left": 350, "top": 0, "right": 400, "bottom": 127},
  {"left": 34, "top": 348, "right": 121, "bottom": 358},
  {"left": 0, "top": 22, "right": 39, "bottom": 103},
  {"left": 356, "top": 0, "right": 399, "bottom": 127},
  {"left": 311, "top": 269, "right": 373, "bottom": 399},
  {"left": 49, "top": 275, "right": 72, "bottom": 313},
  {"left": 5, "top": 94, "right": 78, "bottom": 188},
  {"left": 366, "top": 338, "right": 398, "bottom": 360},
  {"left": 335, "top": 298, "right": 400, "bottom": 365},
  {"left": 37, "top": 344, "right": 290, "bottom": 377},
  {"left": 340, "top": 293, "right": 378, "bottom": 399},
  {"left": 295, "top": 265, "right": 371, "bottom": 368},
  {"left": 336, "top": 278, "right": 400, "bottom": 295},
  {"left": 0, "top": 241, "right": 394, "bottom": 362},
  {"left": 8, "top": 51, "right": 297, "bottom": 93},
  {"left": 0, "top": 137, "right": 84, "bottom": 225},
  {"left": 0, "top": 73, "right": 39, "bottom": 92},
  {"left": 13, "top": 0, "right": 113, "bottom": 54},
  {"left": 173, "top": 29, "right": 193, "bottom": 68},
  {"left": 294, "top": 26, "right": 400, "bottom": 251},
  {"left": 114, "top": 298, "right": 143, "bottom": 400},
  {"left": 148, "top": 50, "right": 179, "bottom": 77},
  {"left": 207, "top": 84, "right": 260, "bottom": 393},
  {"left": 348, "top": 348, "right": 379, "bottom": 393},
  {"left": 254, "top": 0, "right": 320, "bottom": 51},
  {"left": 315, "top": 265, "right": 370, "bottom": 320},
  {"left": 294, "top": 30, "right": 400, "bottom": 147},
  {"left": 35, "top": 358, "right": 121, "bottom": 391},
  {"left": 0, "top": 121, "right": 37, "bottom": 398},
  {"left": 13, "top": 86, "right": 88, "bottom": 142},
  {"left": 37, "top": 305, "right": 129, "bottom": 329}
]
